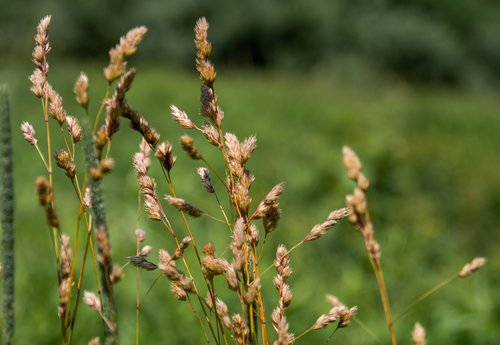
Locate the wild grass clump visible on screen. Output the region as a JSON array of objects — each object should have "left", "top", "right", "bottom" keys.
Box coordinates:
[{"left": 13, "top": 15, "right": 487, "bottom": 345}]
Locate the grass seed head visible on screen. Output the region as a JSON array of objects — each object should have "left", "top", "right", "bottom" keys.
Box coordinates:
[
  {"left": 21, "top": 121, "right": 37, "bottom": 145},
  {"left": 458, "top": 257, "right": 487, "bottom": 278},
  {"left": 74, "top": 72, "right": 89, "bottom": 108},
  {"left": 412, "top": 322, "right": 426, "bottom": 345}
]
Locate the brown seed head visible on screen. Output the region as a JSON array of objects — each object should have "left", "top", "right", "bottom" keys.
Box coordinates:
[
  {"left": 357, "top": 172, "right": 370, "bottom": 190},
  {"left": 244, "top": 278, "right": 260, "bottom": 304},
  {"left": 225, "top": 265, "right": 239, "bottom": 290},
  {"left": 96, "top": 225, "right": 111, "bottom": 263},
  {"left": 133, "top": 152, "right": 148, "bottom": 177},
  {"left": 231, "top": 314, "right": 249, "bottom": 345},
  {"left": 252, "top": 182, "right": 285, "bottom": 220},
  {"left": 128, "top": 255, "right": 158, "bottom": 271},
  {"left": 29, "top": 69, "right": 45, "bottom": 98},
  {"left": 194, "top": 18, "right": 211, "bottom": 59},
  {"left": 271, "top": 310, "right": 294, "bottom": 345},
  {"left": 304, "top": 219, "right": 338, "bottom": 242},
  {"left": 100, "top": 158, "right": 114, "bottom": 174},
  {"left": 171, "top": 105, "right": 195, "bottom": 129},
  {"left": 231, "top": 218, "right": 246, "bottom": 272},
  {"left": 180, "top": 135, "right": 202, "bottom": 160},
  {"left": 165, "top": 195, "right": 204, "bottom": 217},
  {"left": 215, "top": 298, "right": 232, "bottom": 329},
  {"left": 170, "top": 282, "right": 187, "bottom": 301},
  {"left": 338, "top": 306, "right": 357, "bottom": 327},
  {"left": 343, "top": 146, "right": 363, "bottom": 180},
  {"left": 240, "top": 135, "right": 257, "bottom": 163},
  {"left": 48, "top": 90, "right": 67, "bottom": 126},
  {"left": 60, "top": 234, "right": 71, "bottom": 277},
  {"left": 35, "top": 175, "right": 51, "bottom": 205},
  {"left": 34, "top": 15, "right": 51, "bottom": 47},
  {"left": 311, "top": 306, "right": 341, "bottom": 330},
  {"left": 144, "top": 193, "right": 162, "bottom": 221},
  {"left": 202, "top": 123, "right": 220, "bottom": 147},
  {"left": 55, "top": 149, "right": 76, "bottom": 178},
  {"left": 155, "top": 141, "right": 176, "bottom": 172},
  {"left": 197, "top": 167, "right": 215, "bottom": 193},
  {"left": 66, "top": 116, "right": 82, "bottom": 143},
  {"left": 74, "top": 72, "right": 89, "bottom": 108},
  {"left": 104, "top": 26, "right": 147, "bottom": 83},
  {"left": 274, "top": 245, "right": 292, "bottom": 280},
  {"left": 110, "top": 264, "right": 123, "bottom": 284},
  {"left": 172, "top": 237, "right": 192, "bottom": 260}
]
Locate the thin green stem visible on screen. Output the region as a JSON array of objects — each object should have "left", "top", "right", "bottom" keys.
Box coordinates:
[{"left": 394, "top": 274, "right": 457, "bottom": 322}]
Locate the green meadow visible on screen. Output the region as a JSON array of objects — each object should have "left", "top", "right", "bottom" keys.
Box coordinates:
[{"left": 1, "top": 59, "right": 499, "bottom": 344}]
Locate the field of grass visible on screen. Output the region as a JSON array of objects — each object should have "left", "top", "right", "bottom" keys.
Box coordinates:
[{"left": 1, "top": 59, "right": 499, "bottom": 344}]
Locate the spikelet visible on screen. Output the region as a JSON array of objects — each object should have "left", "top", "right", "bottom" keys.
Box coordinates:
[
  {"left": 74, "top": 72, "right": 89, "bottom": 108},
  {"left": 458, "top": 257, "right": 487, "bottom": 278},
  {"left": 104, "top": 26, "right": 147, "bottom": 83},
  {"left": 412, "top": 322, "right": 426, "bottom": 345},
  {"left": 21, "top": 122, "right": 37, "bottom": 145}
]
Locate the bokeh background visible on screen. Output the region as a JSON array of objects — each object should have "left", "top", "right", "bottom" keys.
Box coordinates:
[{"left": 1, "top": 1, "right": 499, "bottom": 344}]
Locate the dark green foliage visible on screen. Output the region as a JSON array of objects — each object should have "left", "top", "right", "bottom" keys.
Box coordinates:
[
  {"left": 2, "top": 1, "right": 500, "bottom": 84},
  {"left": 1, "top": 85, "right": 15, "bottom": 344}
]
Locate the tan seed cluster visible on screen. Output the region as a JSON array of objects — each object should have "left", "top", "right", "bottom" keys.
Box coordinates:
[
  {"left": 87, "top": 337, "right": 100, "bottom": 345},
  {"left": 48, "top": 88, "right": 68, "bottom": 126},
  {"left": 110, "top": 264, "right": 123, "bottom": 284},
  {"left": 231, "top": 314, "right": 249, "bottom": 345},
  {"left": 158, "top": 249, "right": 194, "bottom": 298},
  {"left": 29, "top": 15, "right": 50, "bottom": 98},
  {"left": 58, "top": 233, "right": 72, "bottom": 320},
  {"left": 165, "top": 195, "right": 203, "bottom": 218},
  {"left": 83, "top": 291, "right": 101, "bottom": 313},
  {"left": 74, "top": 72, "right": 89, "bottom": 109},
  {"left": 412, "top": 322, "right": 426, "bottom": 345},
  {"left": 304, "top": 207, "right": 350, "bottom": 242},
  {"left": 197, "top": 167, "right": 215, "bottom": 193},
  {"left": 343, "top": 146, "right": 380, "bottom": 262},
  {"left": 180, "top": 135, "right": 202, "bottom": 160},
  {"left": 272, "top": 244, "right": 294, "bottom": 344},
  {"left": 202, "top": 123, "right": 220, "bottom": 147},
  {"left": 133, "top": 151, "right": 162, "bottom": 221},
  {"left": 252, "top": 182, "right": 285, "bottom": 234},
  {"left": 104, "top": 26, "right": 147, "bottom": 83},
  {"left": 155, "top": 141, "right": 176, "bottom": 172},
  {"left": 311, "top": 305, "right": 357, "bottom": 330},
  {"left": 171, "top": 105, "right": 195, "bottom": 129},
  {"left": 202, "top": 242, "right": 231, "bottom": 280},
  {"left": 35, "top": 176, "right": 59, "bottom": 227},
  {"left": 458, "top": 257, "right": 487, "bottom": 278},
  {"left": 66, "top": 116, "right": 82, "bottom": 143},
  {"left": 54, "top": 150, "right": 76, "bottom": 178}
]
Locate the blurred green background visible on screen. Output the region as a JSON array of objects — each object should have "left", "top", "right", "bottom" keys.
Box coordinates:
[{"left": 1, "top": 1, "right": 499, "bottom": 344}]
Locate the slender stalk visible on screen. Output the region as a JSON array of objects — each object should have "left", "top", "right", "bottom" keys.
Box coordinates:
[
  {"left": 370, "top": 259, "right": 397, "bottom": 345},
  {"left": 1, "top": 85, "right": 15, "bottom": 345},
  {"left": 394, "top": 274, "right": 456, "bottom": 322}
]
